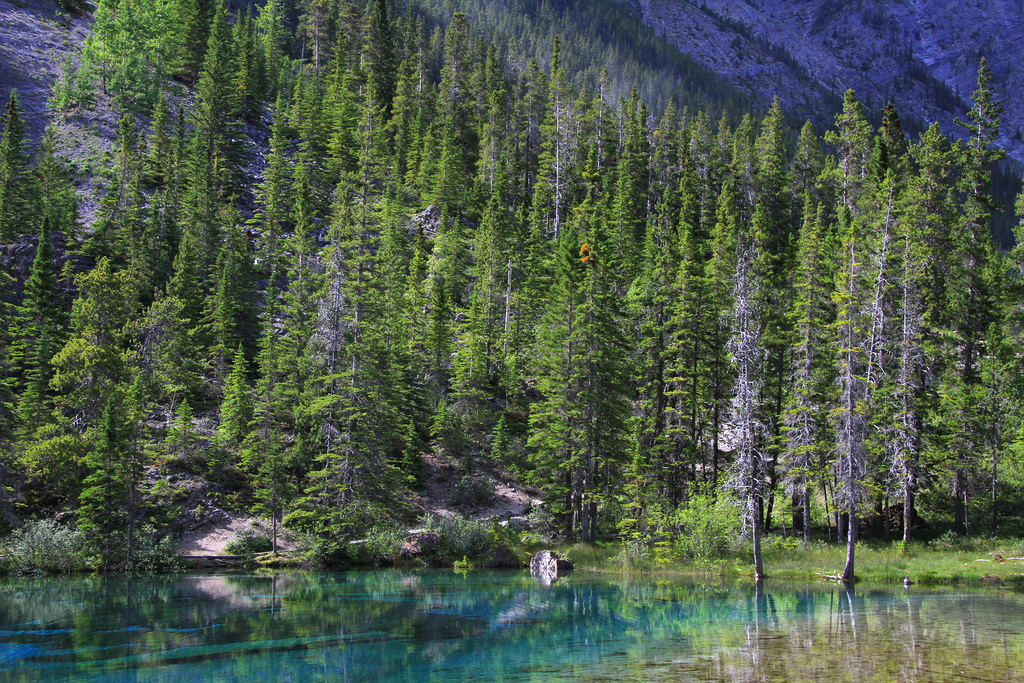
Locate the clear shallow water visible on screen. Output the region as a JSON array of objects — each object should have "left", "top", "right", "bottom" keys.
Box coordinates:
[{"left": 1, "top": 570, "right": 1022, "bottom": 682}]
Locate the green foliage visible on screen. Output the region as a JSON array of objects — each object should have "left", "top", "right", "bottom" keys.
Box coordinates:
[
  {"left": 50, "top": 55, "right": 95, "bottom": 113},
  {"left": 451, "top": 474, "right": 494, "bottom": 509},
  {"left": 349, "top": 525, "right": 406, "bottom": 567},
  {"left": 8, "top": 519, "right": 90, "bottom": 575},
  {"left": 667, "top": 494, "right": 741, "bottom": 566},
  {"left": 82, "top": 0, "right": 180, "bottom": 112},
  {"left": 224, "top": 521, "right": 274, "bottom": 557},
  {"left": 0, "top": 4, "right": 1021, "bottom": 576},
  {"left": 127, "top": 527, "right": 181, "bottom": 573},
  {"left": 422, "top": 514, "right": 492, "bottom": 558},
  {"left": 0, "top": 89, "right": 34, "bottom": 242}
]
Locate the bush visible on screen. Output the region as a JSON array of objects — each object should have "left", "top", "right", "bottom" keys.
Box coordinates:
[
  {"left": 670, "top": 493, "right": 741, "bottom": 566},
  {"left": 9, "top": 519, "right": 90, "bottom": 575},
  {"left": 350, "top": 526, "right": 406, "bottom": 567},
  {"left": 126, "top": 526, "right": 180, "bottom": 573},
  {"left": 422, "top": 514, "right": 492, "bottom": 558},
  {"left": 452, "top": 475, "right": 494, "bottom": 509},
  {"left": 524, "top": 507, "right": 557, "bottom": 541},
  {"left": 225, "top": 520, "right": 274, "bottom": 557}
]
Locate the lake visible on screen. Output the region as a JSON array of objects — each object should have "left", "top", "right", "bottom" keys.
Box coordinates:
[{"left": 1, "top": 569, "right": 1022, "bottom": 681}]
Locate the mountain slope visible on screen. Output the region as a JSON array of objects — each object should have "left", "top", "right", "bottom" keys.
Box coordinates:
[{"left": 640, "top": 0, "right": 1024, "bottom": 163}]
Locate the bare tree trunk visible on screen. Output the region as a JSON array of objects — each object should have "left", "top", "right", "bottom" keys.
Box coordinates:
[
  {"left": 903, "top": 481, "right": 914, "bottom": 543},
  {"left": 802, "top": 486, "right": 812, "bottom": 544},
  {"left": 842, "top": 509, "right": 857, "bottom": 583},
  {"left": 992, "top": 443, "right": 998, "bottom": 535},
  {"left": 753, "top": 504, "right": 765, "bottom": 580},
  {"left": 954, "top": 467, "right": 968, "bottom": 536}
]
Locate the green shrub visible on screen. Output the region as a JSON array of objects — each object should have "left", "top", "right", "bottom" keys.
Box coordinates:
[
  {"left": 350, "top": 526, "right": 406, "bottom": 567},
  {"left": 929, "top": 529, "right": 965, "bottom": 550},
  {"left": 670, "top": 493, "right": 741, "bottom": 566},
  {"left": 524, "top": 506, "right": 558, "bottom": 541},
  {"left": 423, "top": 514, "right": 491, "bottom": 558},
  {"left": 126, "top": 526, "right": 181, "bottom": 573},
  {"left": 453, "top": 475, "right": 494, "bottom": 509},
  {"left": 9, "top": 519, "right": 90, "bottom": 575},
  {"left": 225, "top": 521, "right": 274, "bottom": 557}
]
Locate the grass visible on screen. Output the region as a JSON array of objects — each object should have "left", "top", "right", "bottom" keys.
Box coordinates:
[{"left": 557, "top": 535, "right": 1024, "bottom": 589}]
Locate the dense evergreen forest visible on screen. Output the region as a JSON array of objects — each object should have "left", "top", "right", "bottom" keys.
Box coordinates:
[{"left": 1, "top": 0, "right": 1023, "bottom": 576}]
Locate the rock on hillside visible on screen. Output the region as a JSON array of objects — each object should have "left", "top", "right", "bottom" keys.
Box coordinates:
[
  {"left": 0, "top": 0, "right": 90, "bottom": 142},
  {"left": 640, "top": 0, "right": 1024, "bottom": 163}
]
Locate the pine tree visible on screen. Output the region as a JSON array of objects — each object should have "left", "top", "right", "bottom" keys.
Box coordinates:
[
  {"left": 167, "top": 398, "right": 195, "bottom": 460},
  {"left": 528, "top": 227, "right": 585, "bottom": 539},
  {"left": 782, "top": 198, "right": 832, "bottom": 544},
  {"left": 13, "top": 224, "right": 66, "bottom": 435},
  {"left": 51, "top": 258, "right": 135, "bottom": 425},
  {"left": 207, "top": 217, "right": 258, "bottom": 377},
  {"left": 363, "top": 0, "right": 397, "bottom": 116},
  {"left": 729, "top": 227, "right": 767, "bottom": 580},
  {"left": 218, "top": 344, "right": 252, "bottom": 450},
  {"left": 942, "top": 59, "right": 1005, "bottom": 535},
  {"left": 35, "top": 126, "right": 78, "bottom": 243},
  {"left": 78, "top": 391, "right": 130, "bottom": 570},
  {"left": 133, "top": 293, "right": 199, "bottom": 404},
  {"left": 173, "top": 0, "right": 213, "bottom": 84},
  {"left": 0, "top": 90, "right": 34, "bottom": 242},
  {"left": 529, "top": 222, "right": 630, "bottom": 542},
  {"left": 253, "top": 94, "right": 291, "bottom": 282},
  {"left": 832, "top": 205, "right": 869, "bottom": 583},
  {"left": 233, "top": 11, "right": 261, "bottom": 123},
  {"left": 825, "top": 90, "right": 873, "bottom": 213},
  {"left": 751, "top": 98, "right": 795, "bottom": 529},
  {"left": 611, "top": 89, "right": 650, "bottom": 283}
]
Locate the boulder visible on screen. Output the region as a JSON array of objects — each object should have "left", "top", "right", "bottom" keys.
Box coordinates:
[{"left": 529, "top": 549, "right": 573, "bottom": 577}]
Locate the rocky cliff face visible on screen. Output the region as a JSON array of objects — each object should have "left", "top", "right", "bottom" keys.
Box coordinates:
[{"left": 639, "top": 0, "right": 1024, "bottom": 162}]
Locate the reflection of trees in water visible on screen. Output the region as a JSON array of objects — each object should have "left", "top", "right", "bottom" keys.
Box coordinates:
[
  {"left": 2, "top": 574, "right": 1024, "bottom": 681},
  {"left": 707, "top": 583, "right": 1024, "bottom": 683}
]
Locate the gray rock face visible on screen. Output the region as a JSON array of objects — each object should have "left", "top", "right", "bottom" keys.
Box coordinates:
[{"left": 640, "top": 0, "right": 1024, "bottom": 163}]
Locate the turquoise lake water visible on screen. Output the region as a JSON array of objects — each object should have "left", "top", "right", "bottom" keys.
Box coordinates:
[{"left": 1, "top": 570, "right": 1023, "bottom": 681}]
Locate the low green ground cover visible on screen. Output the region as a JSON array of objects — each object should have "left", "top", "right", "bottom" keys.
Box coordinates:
[{"left": 559, "top": 534, "right": 1024, "bottom": 588}]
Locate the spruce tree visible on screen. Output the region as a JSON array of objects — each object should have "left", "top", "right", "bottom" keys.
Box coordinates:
[
  {"left": 173, "top": 0, "right": 214, "bottom": 84},
  {"left": 782, "top": 198, "right": 831, "bottom": 544},
  {"left": 0, "top": 90, "right": 34, "bottom": 242},
  {"left": 945, "top": 59, "right": 1005, "bottom": 534},
  {"left": 51, "top": 258, "right": 135, "bottom": 425},
  {"left": 832, "top": 205, "right": 869, "bottom": 582},
  {"left": 219, "top": 344, "right": 252, "bottom": 450},
  {"left": 13, "top": 224, "right": 66, "bottom": 435},
  {"left": 78, "top": 391, "right": 130, "bottom": 570},
  {"left": 35, "top": 126, "right": 78, "bottom": 243}
]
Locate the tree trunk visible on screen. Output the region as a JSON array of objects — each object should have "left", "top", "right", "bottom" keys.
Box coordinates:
[
  {"left": 953, "top": 467, "right": 968, "bottom": 535},
  {"left": 752, "top": 504, "right": 765, "bottom": 580},
  {"left": 792, "top": 493, "right": 802, "bottom": 535},
  {"left": 992, "top": 445, "right": 998, "bottom": 535},
  {"left": 842, "top": 509, "right": 857, "bottom": 583},
  {"left": 903, "top": 482, "right": 914, "bottom": 543},
  {"left": 802, "top": 487, "right": 812, "bottom": 545}
]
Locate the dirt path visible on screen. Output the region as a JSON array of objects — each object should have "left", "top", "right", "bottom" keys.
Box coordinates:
[
  {"left": 176, "top": 457, "right": 541, "bottom": 555},
  {"left": 177, "top": 514, "right": 295, "bottom": 556}
]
